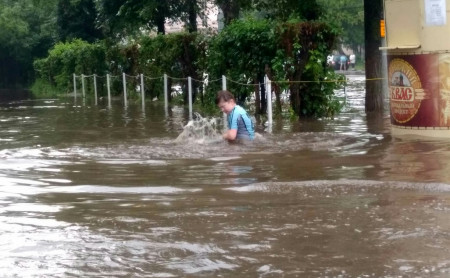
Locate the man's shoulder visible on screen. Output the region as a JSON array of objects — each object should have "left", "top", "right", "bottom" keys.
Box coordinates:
[{"left": 235, "top": 105, "right": 247, "bottom": 113}]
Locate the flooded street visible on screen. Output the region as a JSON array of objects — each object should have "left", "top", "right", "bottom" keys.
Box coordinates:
[{"left": 1, "top": 75, "right": 450, "bottom": 277}]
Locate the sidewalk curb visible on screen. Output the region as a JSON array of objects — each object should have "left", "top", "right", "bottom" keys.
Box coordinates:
[{"left": 336, "top": 70, "right": 365, "bottom": 75}]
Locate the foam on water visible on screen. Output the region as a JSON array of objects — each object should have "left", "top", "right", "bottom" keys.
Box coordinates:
[
  {"left": 0, "top": 111, "right": 363, "bottom": 162},
  {"left": 46, "top": 185, "right": 202, "bottom": 194},
  {"left": 225, "top": 179, "right": 450, "bottom": 193},
  {"left": 0, "top": 129, "right": 351, "bottom": 162},
  {"left": 175, "top": 113, "right": 223, "bottom": 144}
]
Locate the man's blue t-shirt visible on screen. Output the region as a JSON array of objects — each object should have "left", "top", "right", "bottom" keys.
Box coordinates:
[{"left": 228, "top": 105, "right": 254, "bottom": 140}]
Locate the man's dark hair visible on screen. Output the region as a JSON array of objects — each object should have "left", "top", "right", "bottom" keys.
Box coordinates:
[{"left": 216, "top": 90, "right": 235, "bottom": 105}]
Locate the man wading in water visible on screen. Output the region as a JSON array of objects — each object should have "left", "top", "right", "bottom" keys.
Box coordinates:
[{"left": 216, "top": 90, "right": 255, "bottom": 142}]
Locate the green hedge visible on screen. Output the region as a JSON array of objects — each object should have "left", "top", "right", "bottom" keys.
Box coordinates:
[
  {"left": 33, "top": 39, "right": 106, "bottom": 92},
  {"left": 32, "top": 18, "right": 342, "bottom": 118}
]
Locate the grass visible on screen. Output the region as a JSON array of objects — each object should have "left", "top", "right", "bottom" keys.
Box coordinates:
[{"left": 30, "top": 79, "right": 62, "bottom": 98}]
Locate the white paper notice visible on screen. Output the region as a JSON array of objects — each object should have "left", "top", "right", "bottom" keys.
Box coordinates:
[{"left": 425, "top": 0, "right": 446, "bottom": 26}]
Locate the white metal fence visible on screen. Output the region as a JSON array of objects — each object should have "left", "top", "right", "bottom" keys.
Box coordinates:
[
  {"left": 73, "top": 73, "right": 275, "bottom": 125},
  {"left": 71, "top": 72, "right": 366, "bottom": 127}
]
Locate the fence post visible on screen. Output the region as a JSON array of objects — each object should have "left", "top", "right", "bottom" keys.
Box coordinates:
[
  {"left": 73, "top": 73, "right": 77, "bottom": 103},
  {"left": 81, "top": 74, "right": 86, "bottom": 98},
  {"left": 222, "top": 75, "right": 227, "bottom": 128},
  {"left": 93, "top": 74, "right": 98, "bottom": 105},
  {"left": 188, "top": 76, "right": 193, "bottom": 120},
  {"left": 164, "top": 74, "right": 168, "bottom": 111},
  {"left": 222, "top": 75, "right": 227, "bottom": 91},
  {"left": 73, "top": 73, "right": 77, "bottom": 95},
  {"left": 122, "top": 72, "right": 128, "bottom": 107},
  {"left": 265, "top": 75, "right": 273, "bottom": 132},
  {"left": 140, "top": 73, "right": 145, "bottom": 111},
  {"left": 107, "top": 74, "right": 111, "bottom": 108}
]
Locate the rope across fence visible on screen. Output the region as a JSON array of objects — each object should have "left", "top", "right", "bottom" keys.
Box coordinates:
[{"left": 73, "top": 72, "right": 377, "bottom": 122}]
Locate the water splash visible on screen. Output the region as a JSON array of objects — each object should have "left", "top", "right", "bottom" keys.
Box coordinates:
[{"left": 175, "top": 113, "right": 222, "bottom": 144}]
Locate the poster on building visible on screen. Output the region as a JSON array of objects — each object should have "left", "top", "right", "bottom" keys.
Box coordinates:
[
  {"left": 388, "top": 54, "right": 439, "bottom": 127},
  {"left": 425, "top": 0, "right": 446, "bottom": 26}
]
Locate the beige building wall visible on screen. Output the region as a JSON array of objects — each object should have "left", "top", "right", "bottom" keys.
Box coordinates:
[
  {"left": 384, "top": 0, "right": 450, "bottom": 53},
  {"left": 385, "top": 0, "right": 450, "bottom": 137}
]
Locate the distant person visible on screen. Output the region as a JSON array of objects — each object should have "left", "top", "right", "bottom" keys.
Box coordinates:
[
  {"left": 216, "top": 90, "right": 254, "bottom": 141},
  {"left": 340, "top": 55, "right": 348, "bottom": 71},
  {"left": 327, "top": 54, "right": 333, "bottom": 67},
  {"left": 349, "top": 54, "right": 356, "bottom": 70}
]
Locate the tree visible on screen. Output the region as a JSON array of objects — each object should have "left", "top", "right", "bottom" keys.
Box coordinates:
[
  {"left": 364, "top": 0, "right": 383, "bottom": 112},
  {"left": 57, "top": 0, "right": 103, "bottom": 43},
  {"left": 207, "top": 17, "right": 339, "bottom": 118},
  {"left": 183, "top": 0, "right": 199, "bottom": 32},
  {"left": 0, "top": 0, "right": 58, "bottom": 89},
  {"left": 96, "top": 0, "right": 185, "bottom": 36},
  {"left": 274, "top": 22, "right": 338, "bottom": 117},
  {"left": 139, "top": 32, "right": 208, "bottom": 102},
  {"left": 214, "top": 0, "right": 253, "bottom": 26},
  {"left": 317, "top": 0, "right": 364, "bottom": 54},
  {"left": 208, "top": 18, "right": 276, "bottom": 114},
  {"left": 253, "top": 0, "right": 322, "bottom": 21}
]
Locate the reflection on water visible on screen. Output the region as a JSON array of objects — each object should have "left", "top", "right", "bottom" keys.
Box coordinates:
[{"left": 1, "top": 76, "right": 450, "bottom": 277}]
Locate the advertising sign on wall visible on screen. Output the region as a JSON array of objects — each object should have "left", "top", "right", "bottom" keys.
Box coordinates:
[
  {"left": 388, "top": 55, "right": 437, "bottom": 126},
  {"left": 388, "top": 54, "right": 450, "bottom": 127}
]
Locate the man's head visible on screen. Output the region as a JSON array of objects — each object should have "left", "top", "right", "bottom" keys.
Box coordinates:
[{"left": 216, "top": 90, "right": 236, "bottom": 114}]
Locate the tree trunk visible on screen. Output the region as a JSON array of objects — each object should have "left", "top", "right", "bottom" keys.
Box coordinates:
[
  {"left": 289, "top": 55, "right": 308, "bottom": 116},
  {"left": 259, "top": 73, "right": 266, "bottom": 114},
  {"left": 274, "top": 83, "right": 282, "bottom": 115},
  {"left": 218, "top": 0, "right": 240, "bottom": 26},
  {"left": 290, "top": 82, "right": 301, "bottom": 116},
  {"left": 364, "top": 0, "right": 384, "bottom": 112},
  {"left": 186, "top": 0, "right": 197, "bottom": 32},
  {"left": 156, "top": 16, "right": 165, "bottom": 34}
]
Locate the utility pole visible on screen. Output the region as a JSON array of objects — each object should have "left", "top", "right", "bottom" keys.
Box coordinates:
[{"left": 364, "top": 0, "right": 384, "bottom": 112}]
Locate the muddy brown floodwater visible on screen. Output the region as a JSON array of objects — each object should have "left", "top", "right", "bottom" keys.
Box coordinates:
[{"left": 1, "top": 75, "right": 450, "bottom": 277}]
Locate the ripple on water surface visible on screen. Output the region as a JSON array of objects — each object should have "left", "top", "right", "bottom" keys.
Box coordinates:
[
  {"left": 1, "top": 82, "right": 450, "bottom": 276},
  {"left": 2, "top": 177, "right": 450, "bottom": 276}
]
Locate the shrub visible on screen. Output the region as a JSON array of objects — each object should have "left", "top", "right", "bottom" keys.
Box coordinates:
[
  {"left": 33, "top": 39, "right": 107, "bottom": 95},
  {"left": 207, "top": 17, "right": 276, "bottom": 114},
  {"left": 273, "top": 21, "right": 340, "bottom": 117}
]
